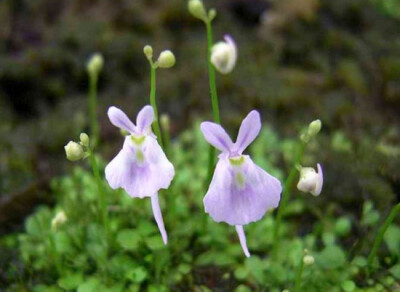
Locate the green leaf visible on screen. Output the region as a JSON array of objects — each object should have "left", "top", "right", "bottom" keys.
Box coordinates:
[
  {"left": 77, "top": 278, "right": 101, "bottom": 292},
  {"left": 383, "top": 224, "right": 400, "bottom": 256},
  {"left": 234, "top": 266, "right": 249, "bottom": 280},
  {"left": 116, "top": 229, "right": 141, "bottom": 250},
  {"left": 341, "top": 280, "right": 356, "bottom": 292},
  {"left": 145, "top": 235, "right": 165, "bottom": 251},
  {"left": 178, "top": 263, "right": 191, "bottom": 275},
  {"left": 316, "top": 245, "right": 347, "bottom": 269},
  {"left": 334, "top": 217, "right": 352, "bottom": 237},
  {"left": 234, "top": 285, "right": 252, "bottom": 292},
  {"left": 58, "top": 273, "right": 84, "bottom": 290},
  {"left": 126, "top": 266, "right": 148, "bottom": 283}
]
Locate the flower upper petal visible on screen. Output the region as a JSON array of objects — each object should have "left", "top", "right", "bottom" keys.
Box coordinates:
[
  {"left": 200, "top": 122, "right": 234, "bottom": 153},
  {"left": 234, "top": 110, "right": 261, "bottom": 154},
  {"left": 203, "top": 156, "right": 282, "bottom": 225},
  {"left": 311, "top": 163, "right": 323, "bottom": 196},
  {"left": 136, "top": 105, "right": 154, "bottom": 134},
  {"left": 108, "top": 106, "right": 137, "bottom": 134}
]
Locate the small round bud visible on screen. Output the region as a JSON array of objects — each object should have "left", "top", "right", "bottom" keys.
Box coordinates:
[
  {"left": 51, "top": 211, "right": 67, "bottom": 231},
  {"left": 208, "top": 9, "right": 217, "bottom": 21},
  {"left": 64, "top": 141, "right": 84, "bottom": 161},
  {"left": 80, "top": 133, "right": 90, "bottom": 147},
  {"left": 188, "top": 0, "right": 207, "bottom": 21},
  {"left": 303, "top": 254, "right": 315, "bottom": 266},
  {"left": 157, "top": 50, "right": 176, "bottom": 68},
  {"left": 307, "top": 119, "right": 322, "bottom": 137},
  {"left": 87, "top": 53, "right": 104, "bottom": 76},
  {"left": 160, "top": 114, "right": 170, "bottom": 132},
  {"left": 143, "top": 45, "right": 153, "bottom": 60}
]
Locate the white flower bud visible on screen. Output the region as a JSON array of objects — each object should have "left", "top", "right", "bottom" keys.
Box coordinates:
[
  {"left": 307, "top": 119, "right": 322, "bottom": 137},
  {"left": 188, "top": 0, "right": 207, "bottom": 21},
  {"left": 157, "top": 50, "right": 176, "bottom": 68},
  {"left": 160, "top": 114, "right": 170, "bottom": 132},
  {"left": 211, "top": 35, "right": 237, "bottom": 74},
  {"left": 297, "top": 163, "right": 323, "bottom": 196},
  {"left": 303, "top": 254, "right": 315, "bottom": 266},
  {"left": 51, "top": 211, "right": 67, "bottom": 231},
  {"left": 64, "top": 141, "right": 84, "bottom": 161},
  {"left": 143, "top": 45, "right": 153, "bottom": 60},
  {"left": 80, "top": 133, "right": 90, "bottom": 147},
  {"left": 87, "top": 53, "right": 104, "bottom": 76}
]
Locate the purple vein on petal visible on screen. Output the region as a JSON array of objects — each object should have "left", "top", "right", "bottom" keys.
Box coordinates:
[
  {"left": 235, "top": 225, "right": 250, "bottom": 257},
  {"left": 151, "top": 193, "right": 168, "bottom": 245}
]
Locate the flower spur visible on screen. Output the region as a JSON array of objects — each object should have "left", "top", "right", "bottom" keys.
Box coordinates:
[
  {"left": 105, "top": 105, "right": 175, "bottom": 244},
  {"left": 201, "top": 110, "right": 282, "bottom": 257}
]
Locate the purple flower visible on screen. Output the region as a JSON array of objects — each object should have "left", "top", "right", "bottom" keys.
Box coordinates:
[
  {"left": 201, "top": 110, "right": 282, "bottom": 257},
  {"left": 105, "top": 105, "right": 174, "bottom": 244}
]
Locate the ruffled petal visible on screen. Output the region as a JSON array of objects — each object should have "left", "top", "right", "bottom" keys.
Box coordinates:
[
  {"left": 151, "top": 193, "right": 168, "bottom": 244},
  {"left": 136, "top": 105, "right": 154, "bottom": 134},
  {"left": 234, "top": 110, "right": 261, "bottom": 154},
  {"left": 108, "top": 106, "right": 136, "bottom": 134},
  {"left": 311, "top": 163, "right": 323, "bottom": 196},
  {"left": 204, "top": 156, "right": 282, "bottom": 225},
  {"left": 106, "top": 136, "right": 174, "bottom": 198},
  {"left": 224, "top": 35, "right": 238, "bottom": 74},
  {"left": 200, "top": 122, "right": 234, "bottom": 153}
]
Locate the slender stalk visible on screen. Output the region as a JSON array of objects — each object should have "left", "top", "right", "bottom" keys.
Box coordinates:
[
  {"left": 294, "top": 256, "right": 305, "bottom": 292},
  {"left": 272, "top": 141, "right": 306, "bottom": 257},
  {"left": 49, "top": 233, "right": 63, "bottom": 276},
  {"left": 150, "top": 65, "right": 164, "bottom": 149},
  {"left": 89, "top": 74, "right": 99, "bottom": 147},
  {"left": 88, "top": 149, "right": 109, "bottom": 244},
  {"left": 205, "top": 19, "right": 220, "bottom": 185},
  {"left": 367, "top": 202, "right": 400, "bottom": 275}
]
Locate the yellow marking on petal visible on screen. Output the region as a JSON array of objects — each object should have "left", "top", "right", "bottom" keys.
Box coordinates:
[
  {"left": 229, "top": 156, "right": 245, "bottom": 166},
  {"left": 136, "top": 150, "right": 145, "bottom": 163},
  {"left": 131, "top": 135, "right": 145, "bottom": 145}
]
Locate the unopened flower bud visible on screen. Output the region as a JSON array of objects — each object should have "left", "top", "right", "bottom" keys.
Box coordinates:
[
  {"left": 157, "top": 50, "right": 176, "bottom": 68},
  {"left": 51, "top": 211, "right": 67, "bottom": 231},
  {"left": 87, "top": 53, "right": 104, "bottom": 76},
  {"left": 208, "top": 9, "right": 217, "bottom": 21},
  {"left": 211, "top": 35, "right": 237, "bottom": 74},
  {"left": 80, "top": 133, "right": 90, "bottom": 147},
  {"left": 64, "top": 141, "right": 84, "bottom": 161},
  {"left": 160, "top": 114, "right": 170, "bottom": 132},
  {"left": 307, "top": 119, "right": 322, "bottom": 137},
  {"left": 303, "top": 254, "right": 315, "bottom": 266},
  {"left": 297, "top": 163, "right": 323, "bottom": 196},
  {"left": 143, "top": 45, "right": 153, "bottom": 60},
  {"left": 188, "top": 0, "right": 207, "bottom": 21}
]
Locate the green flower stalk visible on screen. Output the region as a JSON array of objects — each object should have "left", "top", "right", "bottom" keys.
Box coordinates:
[
  {"left": 294, "top": 250, "right": 314, "bottom": 292},
  {"left": 87, "top": 53, "right": 104, "bottom": 147},
  {"left": 144, "top": 46, "right": 176, "bottom": 150},
  {"left": 273, "top": 119, "right": 322, "bottom": 257}
]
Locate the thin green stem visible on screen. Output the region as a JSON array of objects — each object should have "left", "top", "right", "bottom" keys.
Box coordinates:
[
  {"left": 150, "top": 65, "right": 164, "bottom": 149},
  {"left": 273, "top": 141, "right": 306, "bottom": 257},
  {"left": 88, "top": 149, "right": 109, "bottom": 245},
  {"left": 89, "top": 74, "right": 99, "bottom": 147},
  {"left": 205, "top": 19, "right": 220, "bottom": 185},
  {"left": 367, "top": 202, "right": 400, "bottom": 275},
  {"left": 294, "top": 256, "right": 305, "bottom": 292},
  {"left": 49, "top": 232, "right": 63, "bottom": 276}
]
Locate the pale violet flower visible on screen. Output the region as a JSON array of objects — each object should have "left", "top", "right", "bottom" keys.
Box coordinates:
[
  {"left": 105, "top": 105, "right": 174, "bottom": 244},
  {"left": 211, "top": 35, "right": 237, "bottom": 74},
  {"left": 201, "top": 110, "right": 282, "bottom": 257},
  {"left": 297, "top": 163, "right": 323, "bottom": 196}
]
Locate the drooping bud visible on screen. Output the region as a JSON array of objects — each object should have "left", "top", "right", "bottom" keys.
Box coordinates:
[
  {"left": 80, "top": 133, "right": 90, "bottom": 147},
  {"left": 211, "top": 35, "right": 237, "bottom": 74},
  {"left": 64, "top": 141, "right": 84, "bottom": 161},
  {"left": 297, "top": 163, "right": 323, "bottom": 196},
  {"left": 51, "top": 211, "right": 67, "bottom": 231},
  {"left": 87, "top": 53, "right": 104, "bottom": 76},
  {"left": 188, "top": 0, "right": 207, "bottom": 21},
  {"left": 143, "top": 45, "right": 153, "bottom": 61},
  {"left": 208, "top": 9, "right": 217, "bottom": 21},
  {"left": 157, "top": 50, "right": 176, "bottom": 69}
]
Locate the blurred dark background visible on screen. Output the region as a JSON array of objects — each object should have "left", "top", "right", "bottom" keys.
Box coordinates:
[{"left": 1, "top": 0, "right": 400, "bottom": 233}]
